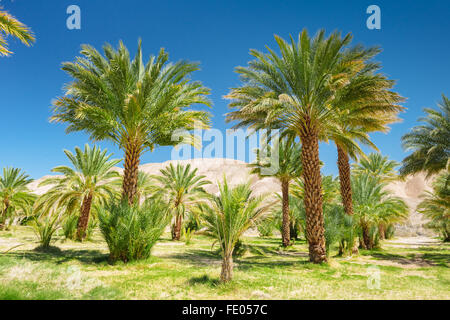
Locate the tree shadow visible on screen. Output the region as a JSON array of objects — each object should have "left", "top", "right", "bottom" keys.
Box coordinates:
[
  {"left": 369, "top": 251, "right": 448, "bottom": 268},
  {"left": 4, "top": 247, "right": 109, "bottom": 265},
  {"left": 188, "top": 274, "right": 220, "bottom": 287}
]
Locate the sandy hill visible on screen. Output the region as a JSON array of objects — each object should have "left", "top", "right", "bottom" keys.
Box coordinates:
[{"left": 29, "top": 158, "right": 434, "bottom": 236}]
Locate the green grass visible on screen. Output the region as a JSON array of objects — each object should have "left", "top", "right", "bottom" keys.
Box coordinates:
[{"left": 0, "top": 226, "right": 448, "bottom": 300}]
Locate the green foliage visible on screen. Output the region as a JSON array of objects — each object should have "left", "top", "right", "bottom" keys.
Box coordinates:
[
  {"left": 51, "top": 40, "right": 211, "bottom": 155},
  {"left": 0, "top": 167, "right": 35, "bottom": 230},
  {"left": 62, "top": 215, "right": 78, "bottom": 240},
  {"left": 417, "top": 173, "right": 450, "bottom": 242},
  {"left": 200, "top": 178, "right": 271, "bottom": 258},
  {"left": 85, "top": 218, "right": 98, "bottom": 241},
  {"left": 385, "top": 224, "right": 396, "bottom": 239},
  {"left": 154, "top": 163, "right": 210, "bottom": 239},
  {"left": 353, "top": 153, "right": 400, "bottom": 181},
  {"left": 182, "top": 227, "right": 194, "bottom": 245},
  {"left": 98, "top": 200, "right": 170, "bottom": 263},
  {"left": 35, "top": 145, "right": 121, "bottom": 216},
  {"left": 32, "top": 214, "right": 61, "bottom": 249},
  {"left": 0, "top": 9, "right": 35, "bottom": 56},
  {"left": 401, "top": 95, "right": 450, "bottom": 177}
]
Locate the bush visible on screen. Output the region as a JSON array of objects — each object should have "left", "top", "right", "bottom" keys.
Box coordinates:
[
  {"left": 98, "top": 200, "right": 169, "bottom": 263},
  {"left": 85, "top": 218, "right": 98, "bottom": 241},
  {"left": 32, "top": 214, "right": 60, "bottom": 249},
  {"left": 62, "top": 215, "right": 78, "bottom": 240}
]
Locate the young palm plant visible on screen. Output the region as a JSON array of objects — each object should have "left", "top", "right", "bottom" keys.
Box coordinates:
[
  {"left": 0, "top": 167, "right": 35, "bottom": 229},
  {"left": 226, "top": 29, "right": 366, "bottom": 263},
  {"left": 352, "top": 173, "right": 408, "bottom": 249},
  {"left": 35, "top": 145, "right": 121, "bottom": 241},
  {"left": 417, "top": 173, "right": 450, "bottom": 242},
  {"left": 400, "top": 95, "right": 450, "bottom": 177},
  {"left": 249, "top": 137, "right": 302, "bottom": 247},
  {"left": 200, "top": 178, "right": 272, "bottom": 282},
  {"left": 0, "top": 8, "right": 35, "bottom": 56},
  {"left": 154, "top": 163, "right": 211, "bottom": 240},
  {"left": 51, "top": 40, "right": 211, "bottom": 204}
]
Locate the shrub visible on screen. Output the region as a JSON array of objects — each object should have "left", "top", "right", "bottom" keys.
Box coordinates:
[
  {"left": 385, "top": 224, "right": 396, "bottom": 239},
  {"left": 62, "top": 215, "right": 78, "bottom": 240},
  {"left": 85, "top": 218, "right": 98, "bottom": 241},
  {"left": 98, "top": 200, "right": 169, "bottom": 263},
  {"left": 32, "top": 214, "right": 60, "bottom": 249}
]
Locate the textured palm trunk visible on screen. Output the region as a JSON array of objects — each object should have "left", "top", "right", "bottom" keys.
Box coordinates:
[
  {"left": 281, "top": 179, "right": 291, "bottom": 247},
  {"left": 301, "top": 131, "right": 327, "bottom": 263},
  {"left": 361, "top": 223, "right": 372, "bottom": 250},
  {"left": 378, "top": 223, "right": 385, "bottom": 240},
  {"left": 122, "top": 139, "right": 141, "bottom": 205},
  {"left": 220, "top": 252, "right": 233, "bottom": 283},
  {"left": 0, "top": 201, "right": 10, "bottom": 229},
  {"left": 172, "top": 213, "right": 183, "bottom": 241},
  {"left": 76, "top": 193, "right": 93, "bottom": 241},
  {"left": 336, "top": 145, "right": 354, "bottom": 216}
]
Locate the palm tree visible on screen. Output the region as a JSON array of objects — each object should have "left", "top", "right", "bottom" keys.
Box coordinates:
[
  {"left": 249, "top": 138, "right": 302, "bottom": 247},
  {"left": 400, "top": 95, "right": 450, "bottom": 177},
  {"left": 0, "top": 168, "right": 35, "bottom": 229},
  {"left": 329, "top": 60, "right": 405, "bottom": 217},
  {"left": 36, "top": 145, "right": 121, "bottom": 240},
  {"left": 0, "top": 8, "right": 35, "bottom": 56},
  {"left": 50, "top": 40, "right": 211, "bottom": 204},
  {"left": 226, "top": 29, "right": 364, "bottom": 263},
  {"left": 200, "top": 178, "right": 272, "bottom": 282},
  {"left": 417, "top": 172, "right": 450, "bottom": 242},
  {"left": 352, "top": 173, "right": 408, "bottom": 249},
  {"left": 154, "top": 163, "right": 211, "bottom": 240},
  {"left": 353, "top": 152, "right": 400, "bottom": 181}
]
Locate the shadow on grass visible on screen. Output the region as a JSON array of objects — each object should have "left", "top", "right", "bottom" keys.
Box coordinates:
[
  {"left": 4, "top": 247, "right": 109, "bottom": 265},
  {"left": 188, "top": 274, "right": 220, "bottom": 287},
  {"left": 368, "top": 250, "right": 448, "bottom": 268}
]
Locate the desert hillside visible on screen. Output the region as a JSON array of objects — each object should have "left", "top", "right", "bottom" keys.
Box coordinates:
[{"left": 28, "top": 158, "right": 435, "bottom": 236}]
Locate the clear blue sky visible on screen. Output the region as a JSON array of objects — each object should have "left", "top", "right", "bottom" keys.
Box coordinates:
[{"left": 1, "top": 0, "right": 449, "bottom": 179}]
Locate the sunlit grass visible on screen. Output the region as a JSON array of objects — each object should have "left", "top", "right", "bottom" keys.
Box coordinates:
[{"left": 0, "top": 226, "right": 448, "bottom": 300}]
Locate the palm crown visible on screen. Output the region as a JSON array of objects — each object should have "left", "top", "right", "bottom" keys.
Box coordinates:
[
  {"left": 0, "top": 9, "right": 35, "bottom": 56},
  {"left": 36, "top": 145, "right": 121, "bottom": 240},
  {"left": 0, "top": 167, "right": 35, "bottom": 226},
  {"left": 51, "top": 40, "right": 212, "bottom": 203},
  {"left": 154, "top": 163, "right": 211, "bottom": 240},
  {"left": 400, "top": 94, "right": 450, "bottom": 177}
]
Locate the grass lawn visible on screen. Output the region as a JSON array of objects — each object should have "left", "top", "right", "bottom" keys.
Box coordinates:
[{"left": 0, "top": 226, "right": 448, "bottom": 300}]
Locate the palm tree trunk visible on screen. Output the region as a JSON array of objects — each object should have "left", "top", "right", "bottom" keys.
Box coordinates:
[
  {"left": 378, "top": 223, "right": 385, "bottom": 240},
  {"left": 0, "top": 201, "right": 10, "bottom": 229},
  {"left": 281, "top": 179, "right": 291, "bottom": 247},
  {"left": 76, "top": 193, "right": 93, "bottom": 241},
  {"left": 301, "top": 131, "right": 327, "bottom": 263},
  {"left": 172, "top": 213, "right": 183, "bottom": 241},
  {"left": 220, "top": 251, "right": 233, "bottom": 283},
  {"left": 362, "top": 223, "right": 372, "bottom": 249},
  {"left": 122, "top": 138, "right": 141, "bottom": 205},
  {"left": 336, "top": 145, "right": 353, "bottom": 216}
]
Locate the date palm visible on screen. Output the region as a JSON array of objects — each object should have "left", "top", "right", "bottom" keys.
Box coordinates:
[
  {"left": 51, "top": 40, "right": 211, "bottom": 204},
  {"left": 0, "top": 8, "right": 35, "bottom": 56},
  {"left": 417, "top": 172, "right": 449, "bottom": 242},
  {"left": 249, "top": 138, "right": 302, "bottom": 247},
  {"left": 0, "top": 168, "right": 35, "bottom": 229},
  {"left": 200, "top": 178, "right": 272, "bottom": 282},
  {"left": 154, "top": 163, "right": 211, "bottom": 240},
  {"left": 400, "top": 95, "right": 450, "bottom": 177},
  {"left": 330, "top": 60, "right": 405, "bottom": 217},
  {"left": 36, "top": 145, "right": 121, "bottom": 241},
  {"left": 352, "top": 173, "right": 408, "bottom": 249},
  {"left": 226, "top": 29, "right": 363, "bottom": 263},
  {"left": 353, "top": 152, "right": 400, "bottom": 182}
]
